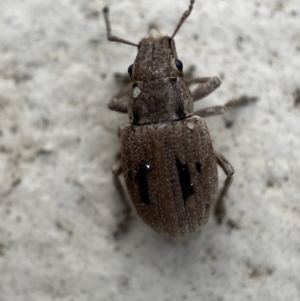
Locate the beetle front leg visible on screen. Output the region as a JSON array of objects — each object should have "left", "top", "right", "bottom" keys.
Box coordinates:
[
  {"left": 108, "top": 84, "right": 131, "bottom": 113},
  {"left": 214, "top": 152, "right": 235, "bottom": 224},
  {"left": 112, "top": 161, "right": 132, "bottom": 237},
  {"left": 187, "top": 77, "right": 222, "bottom": 102}
]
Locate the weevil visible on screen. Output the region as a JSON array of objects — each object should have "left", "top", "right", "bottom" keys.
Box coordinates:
[{"left": 103, "top": 0, "right": 256, "bottom": 237}]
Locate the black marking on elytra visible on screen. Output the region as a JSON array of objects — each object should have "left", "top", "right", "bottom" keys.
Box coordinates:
[
  {"left": 176, "top": 158, "right": 194, "bottom": 201},
  {"left": 134, "top": 160, "right": 151, "bottom": 204},
  {"left": 195, "top": 162, "right": 202, "bottom": 173}
]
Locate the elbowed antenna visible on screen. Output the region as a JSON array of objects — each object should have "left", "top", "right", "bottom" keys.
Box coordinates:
[
  {"left": 171, "top": 0, "right": 195, "bottom": 39},
  {"left": 103, "top": 7, "right": 139, "bottom": 47}
]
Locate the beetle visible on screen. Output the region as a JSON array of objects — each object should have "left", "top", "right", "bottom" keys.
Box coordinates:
[{"left": 103, "top": 0, "right": 255, "bottom": 237}]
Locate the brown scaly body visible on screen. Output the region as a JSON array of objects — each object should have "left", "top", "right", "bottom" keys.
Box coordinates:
[
  {"left": 122, "top": 116, "right": 218, "bottom": 236},
  {"left": 103, "top": 0, "right": 256, "bottom": 237}
]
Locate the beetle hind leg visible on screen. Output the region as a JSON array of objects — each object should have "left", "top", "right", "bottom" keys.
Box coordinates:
[
  {"left": 112, "top": 161, "right": 133, "bottom": 237},
  {"left": 214, "top": 152, "right": 235, "bottom": 224}
]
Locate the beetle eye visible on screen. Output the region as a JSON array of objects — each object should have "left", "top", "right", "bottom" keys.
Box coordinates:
[
  {"left": 128, "top": 64, "right": 133, "bottom": 76},
  {"left": 175, "top": 59, "right": 183, "bottom": 72}
]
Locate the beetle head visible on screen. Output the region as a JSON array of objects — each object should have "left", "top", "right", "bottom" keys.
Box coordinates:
[
  {"left": 103, "top": 1, "right": 195, "bottom": 80},
  {"left": 131, "top": 31, "right": 181, "bottom": 82}
]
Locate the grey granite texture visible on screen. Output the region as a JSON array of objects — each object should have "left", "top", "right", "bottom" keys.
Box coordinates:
[{"left": 0, "top": 0, "right": 300, "bottom": 300}]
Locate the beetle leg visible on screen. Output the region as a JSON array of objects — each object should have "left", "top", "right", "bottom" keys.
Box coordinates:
[
  {"left": 195, "top": 95, "right": 258, "bottom": 117},
  {"left": 112, "top": 161, "right": 132, "bottom": 237},
  {"left": 214, "top": 152, "right": 235, "bottom": 224},
  {"left": 194, "top": 105, "right": 226, "bottom": 118},
  {"left": 187, "top": 77, "right": 222, "bottom": 102},
  {"left": 224, "top": 95, "right": 258, "bottom": 109},
  {"left": 114, "top": 72, "right": 131, "bottom": 85},
  {"left": 183, "top": 65, "right": 196, "bottom": 82},
  {"left": 108, "top": 83, "right": 131, "bottom": 113}
]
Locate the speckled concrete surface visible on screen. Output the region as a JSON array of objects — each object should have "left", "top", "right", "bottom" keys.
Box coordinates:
[{"left": 0, "top": 0, "right": 300, "bottom": 300}]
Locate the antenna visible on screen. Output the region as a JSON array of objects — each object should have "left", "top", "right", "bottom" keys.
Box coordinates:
[
  {"left": 171, "top": 0, "right": 195, "bottom": 39},
  {"left": 103, "top": 7, "right": 139, "bottom": 47}
]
